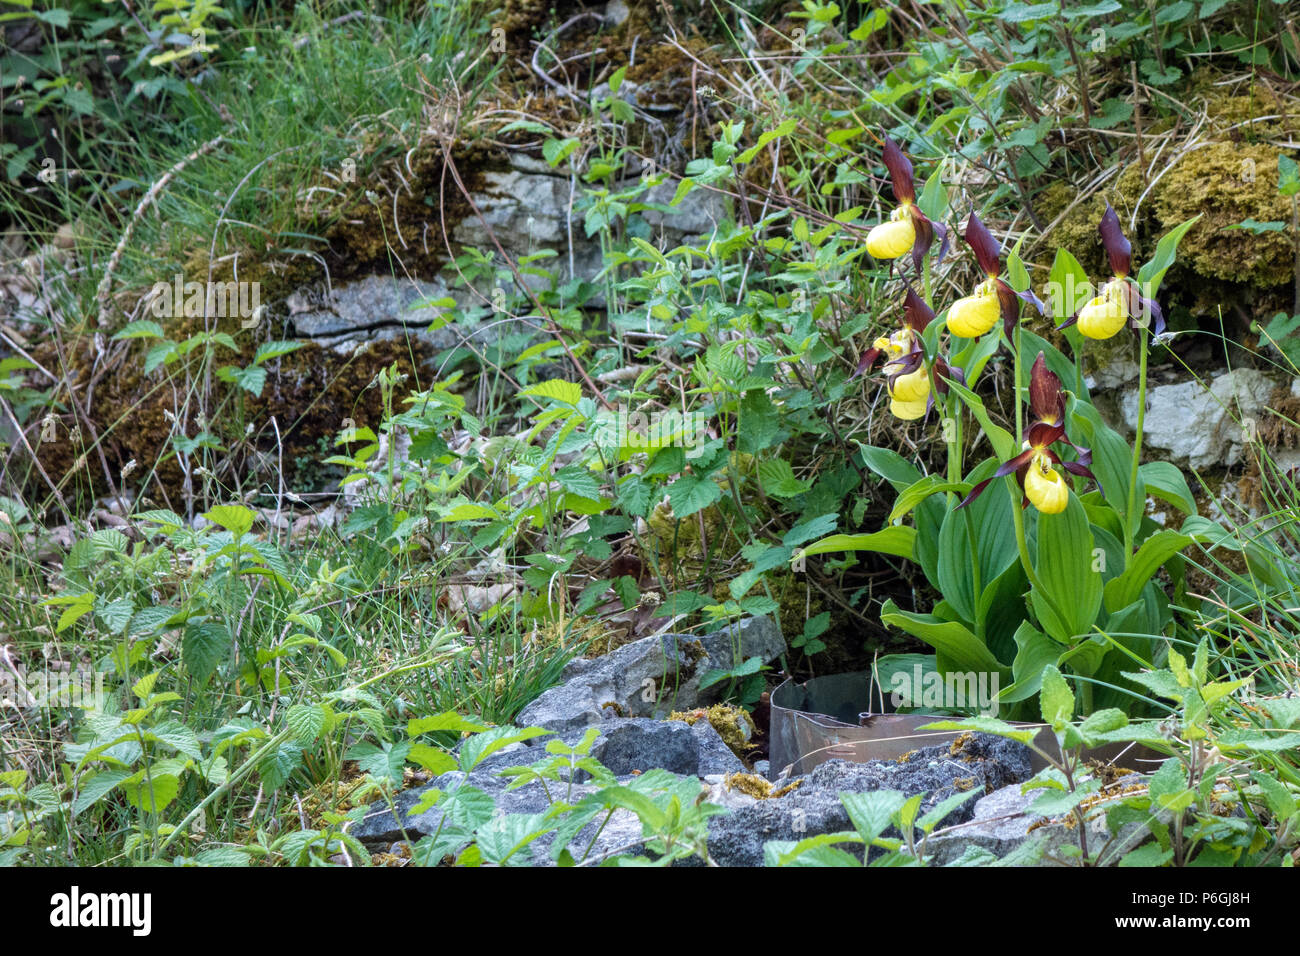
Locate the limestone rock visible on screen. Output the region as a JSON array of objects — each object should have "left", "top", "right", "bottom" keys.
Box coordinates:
[
  {"left": 1119, "top": 367, "right": 1277, "bottom": 469},
  {"left": 706, "top": 733, "right": 1033, "bottom": 867},
  {"left": 286, "top": 274, "right": 455, "bottom": 339}
]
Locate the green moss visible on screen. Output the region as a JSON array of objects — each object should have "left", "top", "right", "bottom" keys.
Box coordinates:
[
  {"left": 33, "top": 332, "right": 434, "bottom": 504},
  {"left": 1152, "top": 142, "right": 1294, "bottom": 287},
  {"left": 722, "top": 771, "right": 802, "bottom": 799},
  {"left": 1186, "top": 73, "right": 1292, "bottom": 137},
  {"left": 771, "top": 569, "right": 829, "bottom": 654},
  {"left": 669, "top": 703, "right": 755, "bottom": 758},
  {"left": 1037, "top": 166, "right": 1150, "bottom": 278},
  {"left": 1038, "top": 77, "right": 1297, "bottom": 293}
]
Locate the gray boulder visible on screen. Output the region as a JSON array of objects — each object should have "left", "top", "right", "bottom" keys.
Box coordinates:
[
  {"left": 927, "top": 774, "right": 1157, "bottom": 867},
  {"left": 350, "top": 767, "right": 645, "bottom": 865},
  {"left": 925, "top": 783, "right": 1048, "bottom": 865},
  {"left": 350, "top": 728, "right": 1033, "bottom": 867},
  {"left": 286, "top": 274, "right": 454, "bottom": 340},
  {"left": 515, "top": 616, "right": 786, "bottom": 733},
  {"left": 706, "top": 733, "right": 1033, "bottom": 867},
  {"left": 591, "top": 718, "right": 699, "bottom": 775},
  {"left": 351, "top": 717, "right": 742, "bottom": 863},
  {"left": 691, "top": 720, "right": 748, "bottom": 776},
  {"left": 282, "top": 273, "right": 539, "bottom": 351},
  {"left": 697, "top": 615, "right": 786, "bottom": 676}
]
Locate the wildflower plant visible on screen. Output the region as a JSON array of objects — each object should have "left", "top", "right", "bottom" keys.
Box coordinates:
[
  {"left": 864, "top": 137, "right": 948, "bottom": 273},
  {"left": 800, "top": 132, "right": 1211, "bottom": 721}
]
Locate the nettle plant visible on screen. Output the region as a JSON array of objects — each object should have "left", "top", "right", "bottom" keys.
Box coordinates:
[{"left": 799, "top": 133, "right": 1213, "bottom": 720}]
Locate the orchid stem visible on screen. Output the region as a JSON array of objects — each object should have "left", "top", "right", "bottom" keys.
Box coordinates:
[
  {"left": 1123, "top": 328, "right": 1149, "bottom": 569},
  {"left": 1007, "top": 322, "right": 1063, "bottom": 621},
  {"left": 1013, "top": 326, "right": 1024, "bottom": 446},
  {"left": 948, "top": 395, "right": 982, "bottom": 638},
  {"left": 1008, "top": 326, "right": 1038, "bottom": 587}
]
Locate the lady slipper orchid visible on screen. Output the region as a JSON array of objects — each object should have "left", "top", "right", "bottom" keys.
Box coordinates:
[
  {"left": 866, "top": 208, "right": 917, "bottom": 260},
  {"left": 865, "top": 137, "right": 946, "bottom": 272},
  {"left": 957, "top": 353, "right": 1095, "bottom": 514},
  {"left": 886, "top": 352, "right": 963, "bottom": 422},
  {"left": 888, "top": 366, "right": 930, "bottom": 420},
  {"left": 1023, "top": 450, "right": 1070, "bottom": 514},
  {"left": 889, "top": 391, "right": 930, "bottom": 421},
  {"left": 1059, "top": 204, "right": 1165, "bottom": 340},
  {"left": 948, "top": 212, "right": 1045, "bottom": 339},
  {"left": 856, "top": 288, "right": 963, "bottom": 421},
  {"left": 946, "top": 278, "right": 1002, "bottom": 338},
  {"left": 1076, "top": 278, "right": 1128, "bottom": 340},
  {"left": 854, "top": 285, "right": 933, "bottom": 378}
]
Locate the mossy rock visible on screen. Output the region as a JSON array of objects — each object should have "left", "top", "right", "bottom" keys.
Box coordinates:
[
  {"left": 1038, "top": 75, "right": 1297, "bottom": 294},
  {"left": 31, "top": 332, "right": 436, "bottom": 504},
  {"left": 1036, "top": 166, "right": 1150, "bottom": 277},
  {"left": 1152, "top": 142, "right": 1294, "bottom": 287},
  {"left": 669, "top": 703, "right": 756, "bottom": 759}
]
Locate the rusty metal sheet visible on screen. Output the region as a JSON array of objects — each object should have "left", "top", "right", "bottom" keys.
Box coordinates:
[{"left": 768, "top": 671, "right": 1165, "bottom": 780}]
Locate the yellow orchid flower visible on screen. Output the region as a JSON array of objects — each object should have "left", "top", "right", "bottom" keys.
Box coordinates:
[
  {"left": 948, "top": 212, "right": 1045, "bottom": 340},
  {"left": 1076, "top": 278, "right": 1129, "bottom": 340},
  {"left": 1059, "top": 204, "right": 1165, "bottom": 341},
  {"left": 1023, "top": 451, "right": 1069, "bottom": 514},
  {"left": 958, "top": 353, "right": 1097, "bottom": 515},
  {"left": 864, "top": 137, "right": 946, "bottom": 270},
  {"left": 946, "top": 278, "right": 1002, "bottom": 338},
  {"left": 866, "top": 208, "right": 918, "bottom": 260}
]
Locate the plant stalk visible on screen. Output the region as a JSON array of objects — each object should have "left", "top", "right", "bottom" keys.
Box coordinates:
[{"left": 1123, "top": 327, "right": 1150, "bottom": 568}]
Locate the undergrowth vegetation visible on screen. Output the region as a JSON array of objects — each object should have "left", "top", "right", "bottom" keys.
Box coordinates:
[{"left": 0, "top": 0, "right": 1298, "bottom": 866}]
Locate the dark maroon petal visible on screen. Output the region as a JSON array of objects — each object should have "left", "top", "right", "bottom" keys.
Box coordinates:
[
  {"left": 902, "top": 285, "right": 935, "bottom": 333},
  {"left": 1016, "top": 460, "right": 1030, "bottom": 492},
  {"left": 958, "top": 448, "right": 1037, "bottom": 509},
  {"left": 1017, "top": 285, "right": 1047, "bottom": 316},
  {"left": 963, "top": 212, "right": 1003, "bottom": 276},
  {"left": 999, "top": 448, "right": 1036, "bottom": 479},
  {"left": 908, "top": 209, "right": 935, "bottom": 273},
  {"left": 1098, "top": 203, "right": 1132, "bottom": 278},
  {"left": 956, "top": 451, "right": 1039, "bottom": 510},
  {"left": 882, "top": 136, "right": 916, "bottom": 203},
  {"left": 1126, "top": 283, "right": 1165, "bottom": 337},
  {"left": 854, "top": 345, "right": 883, "bottom": 378},
  {"left": 1069, "top": 441, "right": 1093, "bottom": 466},
  {"left": 932, "top": 220, "right": 950, "bottom": 268},
  {"left": 995, "top": 278, "right": 1021, "bottom": 339},
  {"left": 1143, "top": 297, "right": 1165, "bottom": 337},
  {"left": 884, "top": 349, "right": 923, "bottom": 388},
  {"left": 1028, "top": 352, "right": 1064, "bottom": 423},
  {"left": 933, "top": 356, "right": 965, "bottom": 395},
  {"left": 1028, "top": 420, "right": 1066, "bottom": 449},
  {"left": 956, "top": 476, "right": 996, "bottom": 510},
  {"left": 1062, "top": 461, "right": 1096, "bottom": 482}
]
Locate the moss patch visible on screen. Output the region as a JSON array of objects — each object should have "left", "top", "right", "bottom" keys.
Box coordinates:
[
  {"left": 669, "top": 702, "right": 756, "bottom": 758},
  {"left": 1152, "top": 142, "right": 1294, "bottom": 287},
  {"left": 31, "top": 333, "right": 437, "bottom": 505},
  {"left": 724, "top": 771, "right": 802, "bottom": 799}
]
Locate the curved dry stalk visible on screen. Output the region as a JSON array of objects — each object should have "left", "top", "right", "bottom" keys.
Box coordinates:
[{"left": 95, "top": 134, "right": 226, "bottom": 329}]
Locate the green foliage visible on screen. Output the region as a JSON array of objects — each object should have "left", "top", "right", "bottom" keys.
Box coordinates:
[
  {"left": 3, "top": 0, "right": 1299, "bottom": 870},
  {"left": 766, "top": 787, "right": 977, "bottom": 866},
  {"left": 933, "top": 635, "right": 1300, "bottom": 866}
]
